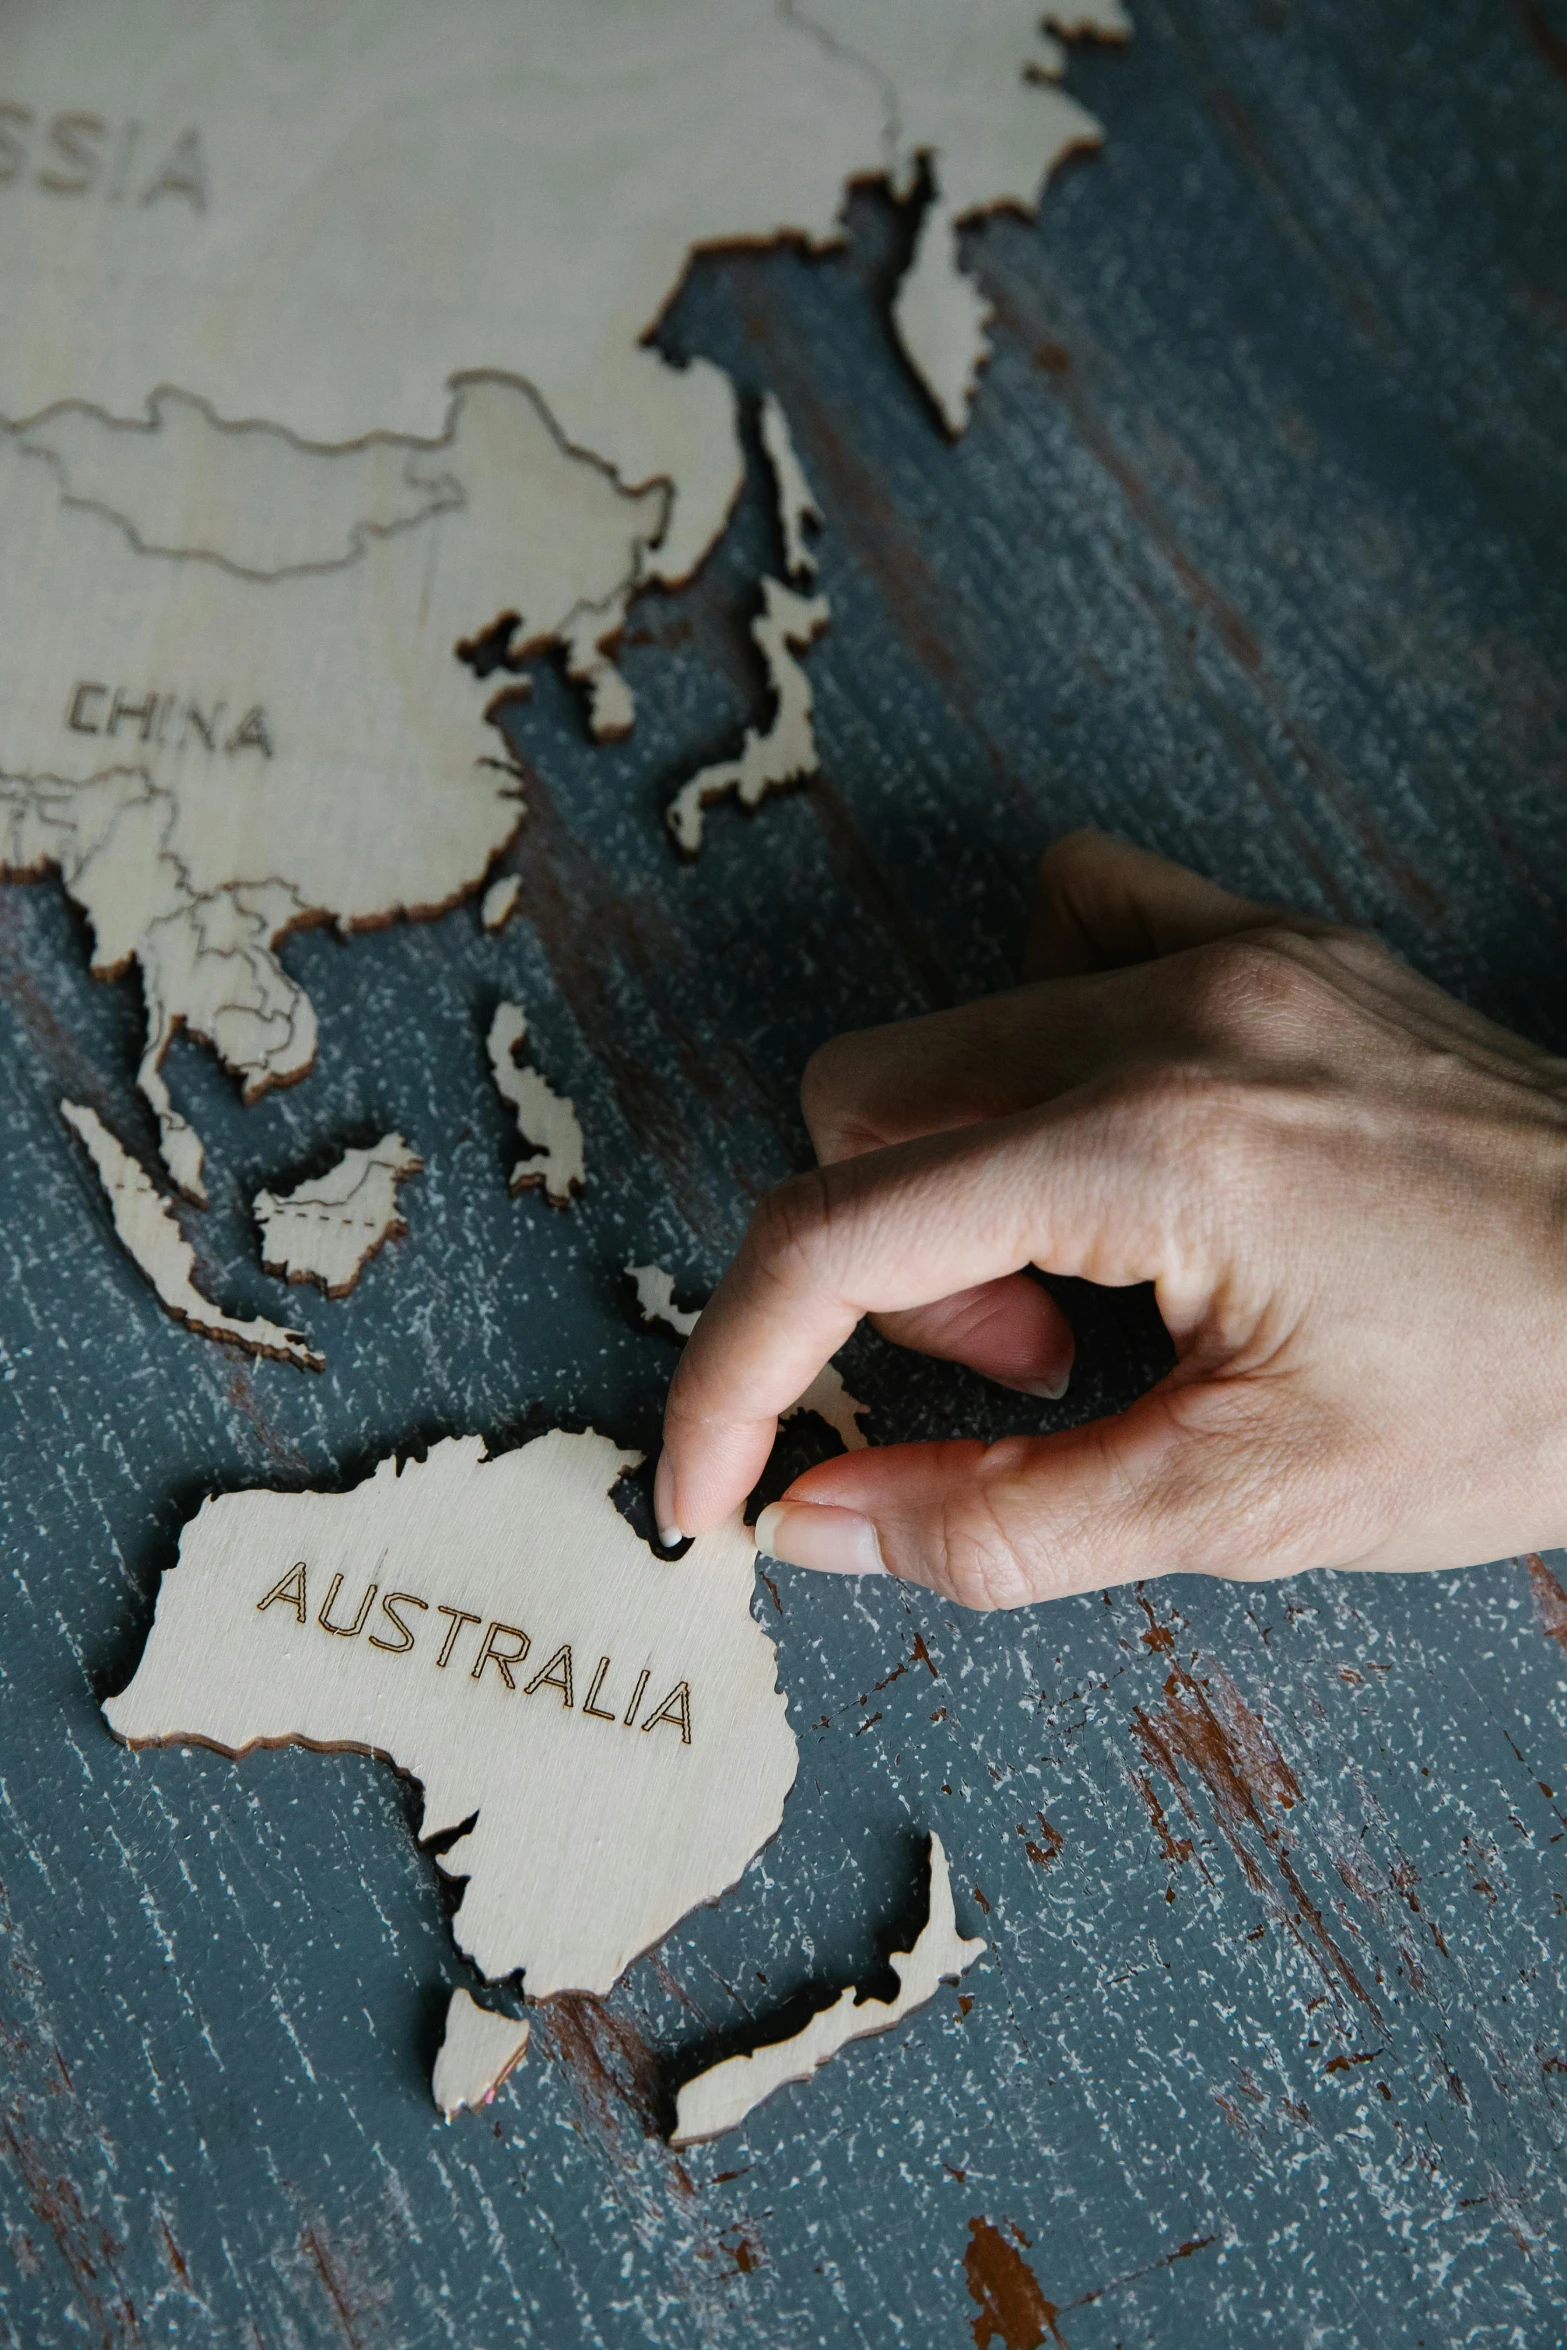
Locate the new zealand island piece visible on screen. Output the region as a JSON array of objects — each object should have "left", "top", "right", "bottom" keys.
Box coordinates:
[
  {"left": 670, "top": 1834, "right": 984, "bottom": 2147},
  {"left": 487, "top": 1003, "right": 584, "bottom": 1207},
  {"left": 254, "top": 1134, "right": 423, "bottom": 1298},
  {"left": 62, "top": 1099, "right": 322, "bottom": 1370},
  {"left": 432, "top": 1990, "right": 531, "bottom": 2120},
  {"left": 104, "top": 1429, "right": 798, "bottom": 1998},
  {"left": 630, "top": 1262, "right": 868, "bottom": 1448}
]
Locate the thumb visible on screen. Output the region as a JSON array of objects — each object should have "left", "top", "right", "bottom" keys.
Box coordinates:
[{"left": 754, "top": 1390, "right": 1294, "bottom": 1609}]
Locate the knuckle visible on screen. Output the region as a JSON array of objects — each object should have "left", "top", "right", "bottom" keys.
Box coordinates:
[
  {"left": 1172, "top": 922, "right": 1389, "bottom": 1044},
  {"left": 927, "top": 1481, "right": 1044, "bottom": 1613},
  {"left": 800, "top": 1029, "right": 885, "bottom": 1157},
  {"left": 1174, "top": 931, "right": 1314, "bottom": 1038},
  {"left": 799, "top": 1031, "right": 857, "bottom": 1122},
  {"left": 1036, "top": 827, "right": 1113, "bottom": 891},
  {"left": 745, "top": 1165, "right": 838, "bottom": 1287},
  {"left": 1103, "top": 1059, "right": 1271, "bottom": 1182},
  {"left": 1315, "top": 921, "right": 1396, "bottom": 978}
]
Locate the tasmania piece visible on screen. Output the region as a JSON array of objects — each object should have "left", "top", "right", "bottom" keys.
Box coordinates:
[
  {"left": 253, "top": 1134, "right": 423, "bottom": 1298},
  {"left": 670, "top": 1834, "right": 984, "bottom": 2147},
  {"left": 480, "top": 874, "right": 521, "bottom": 932},
  {"left": 431, "top": 1989, "right": 531, "bottom": 2120},
  {"left": 61, "top": 1099, "right": 322, "bottom": 1370},
  {"left": 486, "top": 1002, "right": 584, "bottom": 1206},
  {"left": 103, "top": 1428, "right": 798, "bottom": 1998}
]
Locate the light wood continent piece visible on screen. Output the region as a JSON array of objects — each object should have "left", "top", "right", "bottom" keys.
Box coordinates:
[
  {"left": 487, "top": 1004, "right": 584, "bottom": 1207},
  {"left": 1, "top": 3, "right": 1121, "bottom": 1183},
  {"left": 61, "top": 1099, "right": 322, "bottom": 1370},
  {"left": 670, "top": 1833, "right": 984, "bottom": 2147},
  {"left": 800, "top": 0, "right": 1129, "bottom": 433},
  {"left": 1, "top": 2, "right": 1121, "bottom": 576},
  {"left": 666, "top": 387, "right": 833, "bottom": 856},
  {"left": 103, "top": 1428, "right": 798, "bottom": 1997},
  {"left": 0, "top": 376, "right": 661, "bottom": 1199},
  {"left": 253, "top": 1134, "right": 423, "bottom": 1299},
  {"left": 629, "top": 1263, "right": 701, "bottom": 1341},
  {"left": 432, "top": 1990, "right": 531, "bottom": 2121}
]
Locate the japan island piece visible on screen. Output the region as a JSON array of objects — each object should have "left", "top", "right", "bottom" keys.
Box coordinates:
[
  {"left": 431, "top": 1989, "right": 531, "bottom": 2121},
  {"left": 665, "top": 405, "right": 831, "bottom": 857},
  {"left": 103, "top": 1429, "right": 799, "bottom": 1999},
  {"left": 758, "top": 394, "right": 823, "bottom": 586},
  {"left": 630, "top": 1262, "right": 869, "bottom": 1448},
  {"left": 487, "top": 1003, "right": 584, "bottom": 1207},
  {"left": 0, "top": 0, "right": 1123, "bottom": 1190},
  {"left": 253, "top": 1133, "right": 423, "bottom": 1298},
  {"left": 61, "top": 1099, "right": 322, "bottom": 1370},
  {"left": 670, "top": 1833, "right": 984, "bottom": 2147}
]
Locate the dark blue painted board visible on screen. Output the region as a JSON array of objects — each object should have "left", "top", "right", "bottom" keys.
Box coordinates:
[{"left": 2, "top": 1, "right": 1566, "bottom": 2342}]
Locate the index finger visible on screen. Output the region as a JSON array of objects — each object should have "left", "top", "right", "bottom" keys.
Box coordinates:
[{"left": 657, "top": 1089, "right": 1191, "bottom": 1538}]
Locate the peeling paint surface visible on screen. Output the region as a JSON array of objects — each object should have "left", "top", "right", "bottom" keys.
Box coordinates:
[{"left": 2, "top": 1, "right": 1567, "bottom": 2341}]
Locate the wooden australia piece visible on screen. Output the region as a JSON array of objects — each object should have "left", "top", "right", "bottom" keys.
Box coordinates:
[{"left": 104, "top": 1428, "right": 799, "bottom": 1998}]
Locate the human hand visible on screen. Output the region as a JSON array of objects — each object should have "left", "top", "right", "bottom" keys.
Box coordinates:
[{"left": 655, "top": 831, "right": 1567, "bottom": 1609}]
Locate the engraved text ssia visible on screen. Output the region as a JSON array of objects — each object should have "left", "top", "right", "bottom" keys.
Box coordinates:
[{"left": 0, "top": 107, "right": 209, "bottom": 211}]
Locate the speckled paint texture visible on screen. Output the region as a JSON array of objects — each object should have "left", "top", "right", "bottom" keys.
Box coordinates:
[{"left": 2, "top": 2, "right": 1565, "bottom": 2342}]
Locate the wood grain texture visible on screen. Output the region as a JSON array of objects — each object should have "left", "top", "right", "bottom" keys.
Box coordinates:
[{"left": 2, "top": 1, "right": 1566, "bottom": 2343}]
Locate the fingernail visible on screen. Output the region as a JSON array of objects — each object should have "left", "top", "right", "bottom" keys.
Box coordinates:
[
  {"left": 754, "top": 1502, "right": 888, "bottom": 1576},
  {"left": 653, "top": 1453, "right": 683, "bottom": 1549},
  {"left": 998, "top": 1372, "right": 1070, "bottom": 1401}
]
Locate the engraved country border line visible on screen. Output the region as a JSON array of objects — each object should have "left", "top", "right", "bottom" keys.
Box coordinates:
[{"left": 7, "top": 367, "right": 673, "bottom": 590}]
